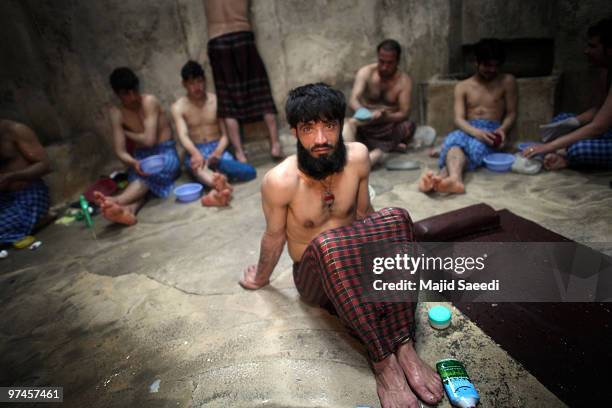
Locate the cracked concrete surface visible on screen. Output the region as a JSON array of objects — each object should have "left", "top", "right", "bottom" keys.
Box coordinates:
[{"left": 1, "top": 145, "right": 611, "bottom": 408}]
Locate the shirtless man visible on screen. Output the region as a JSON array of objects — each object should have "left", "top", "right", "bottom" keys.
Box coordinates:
[
  {"left": 0, "top": 120, "right": 51, "bottom": 244},
  {"left": 419, "top": 38, "right": 517, "bottom": 194},
  {"left": 204, "top": 0, "right": 284, "bottom": 163},
  {"left": 240, "top": 83, "right": 443, "bottom": 408},
  {"left": 343, "top": 39, "right": 416, "bottom": 166},
  {"left": 171, "top": 60, "right": 256, "bottom": 207},
  {"left": 526, "top": 17, "right": 612, "bottom": 170},
  {"left": 95, "top": 67, "right": 180, "bottom": 225}
]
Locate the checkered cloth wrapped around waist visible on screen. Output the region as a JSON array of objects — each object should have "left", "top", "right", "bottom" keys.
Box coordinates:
[
  {"left": 0, "top": 180, "right": 49, "bottom": 244},
  {"left": 293, "top": 207, "right": 417, "bottom": 362},
  {"left": 128, "top": 140, "right": 180, "bottom": 198},
  {"left": 207, "top": 31, "right": 277, "bottom": 123},
  {"left": 356, "top": 120, "right": 415, "bottom": 153}
]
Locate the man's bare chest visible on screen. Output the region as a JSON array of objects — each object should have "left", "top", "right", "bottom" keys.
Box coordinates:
[{"left": 121, "top": 109, "right": 145, "bottom": 132}]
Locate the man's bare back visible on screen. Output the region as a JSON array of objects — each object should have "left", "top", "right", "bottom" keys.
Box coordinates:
[
  {"left": 458, "top": 73, "right": 516, "bottom": 122},
  {"left": 171, "top": 92, "right": 222, "bottom": 144},
  {"left": 267, "top": 142, "right": 370, "bottom": 261},
  {"left": 0, "top": 120, "right": 50, "bottom": 191}
]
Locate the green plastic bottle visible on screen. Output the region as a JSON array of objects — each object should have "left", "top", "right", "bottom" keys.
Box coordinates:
[{"left": 79, "top": 195, "right": 93, "bottom": 228}]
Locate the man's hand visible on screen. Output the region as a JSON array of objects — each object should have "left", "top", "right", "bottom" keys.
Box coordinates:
[
  {"left": 492, "top": 128, "right": 506, "bottom": 147},
  {"left": 523, "top": 143, "right": 552, "bottom": 159},
  {"left": 370, "top": 109, "right": 386, "bottom": 122},
  {"left": 190, "top": 152, "right": 205, "bottom": 172},
  {"left": 539, "top": 117, "right": 580, "bottom": 142},
  {"left": 239, "top": 264, "right": 270, "bottom": 290},
  {"left": 474, "top": 130, "right": 497, "bottom": 146},
  {"left": 133, "top": 161, "right": 150, "bottom": 177}
]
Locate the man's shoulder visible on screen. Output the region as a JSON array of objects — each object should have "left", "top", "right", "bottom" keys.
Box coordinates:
[
  {"left": 142, "top": 94, "right": 161, "bottom": 108},
  {"left": 397, "top": 71, "right": 413, "bottom": 87},
  {"left": 171, "top": 96, "right": 189, "bottom": 112},
  {"left": 500, "top": 73, "right": 517, "bottom": 86},
  {"left": 346, "top": 142, "right": 369, "bottom": 161},
  {"left": 262, "top": 156, "right": 299, "bottom": 196},
  {"left": 358, "top": 63, "right": 377, "bottom": 76},
  {"left": 9, "top": 121, "right": 38, "bottom": 143}
]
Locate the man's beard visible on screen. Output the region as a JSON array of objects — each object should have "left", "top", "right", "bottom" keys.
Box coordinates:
[{"left": 297, "top": 135, "right": 347, "bottom": 180}]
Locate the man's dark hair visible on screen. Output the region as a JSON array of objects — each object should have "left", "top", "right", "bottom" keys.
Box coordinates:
[
  {"left": 588, "top": 17, "right": 612, "bottom": 48},
  {"left": 109, "top": 67, "right": 139, "bottom": 93},
  {"left": 285, "top": 83, "right": 346, "bottom": 129},
  {"left": 377, "top": 39, "right": 401, "bottom": 60},
  {"left": 181, "top": 60, "right": 205, "bottom": 81},
  {"left": 474, "top": 38, "right": 506, "bottom": 64}
]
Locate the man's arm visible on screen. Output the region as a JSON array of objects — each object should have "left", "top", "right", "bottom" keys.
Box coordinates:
[
  {"left": 349, "top": 67, "right": 370, "bottom": 111},
  {"left": 2, "top": 125, "right": 51, "bottom": 182},
  {"left": 109, "top": 107, "right": 144, "bottom": 174},
  {"left": 381, "top": 75, "right": 412, "bottom": 124},
  {"left": 122, "top": 96, "right": 160, "bottom": 147},
  {"left": 496, "top": 75, "right": 518, "bottom": 139},
  {"left": 527, "top": 86, "right": 612, "bottom": 156},
  {"left": 240, "top": 171, "right": 290, "bottom": 289},
  {"left": 453, "top": 82, "right": 496, "bottom": 145},
  {"left": 576, "top": 70, "right": 609, "bottom": 124},
  {"left": 211, "top": 118, "right": 230, "bottom": 159},
  {"left": 171, "top": 102, "right": 204, "bottom": 170},
  {"left": 353, "top": 143, "right": 374, "bottom": 219}
]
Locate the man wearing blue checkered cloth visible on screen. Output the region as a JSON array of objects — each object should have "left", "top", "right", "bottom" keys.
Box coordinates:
[
  {"left": 1, "top": 120, "right": 51, "bottom": 244},
  {"left": 94, "top": 67, "right": 180, "bottom": 226},
  {"left": 525, "top": 18, "right": 612, "bottom": 170},
  {"left": 419, "top": 39, "right": 517, "bottom": 194}
]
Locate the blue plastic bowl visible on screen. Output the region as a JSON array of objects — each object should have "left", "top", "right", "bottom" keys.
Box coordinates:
[
  {"left": 353, "top": 107, "right": 373, "bottom": 121},
  {"left": 174, "top": 183, "right": 203, "bottom": 202},
  {"left": 483, "top": 153, "right": 515, "bottom": 172},
  {"left": 140, "top": 155, "right": 165, "bottom": 174}
]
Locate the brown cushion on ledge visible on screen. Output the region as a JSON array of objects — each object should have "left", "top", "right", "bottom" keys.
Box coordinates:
[{"left": 414, "top": 203, "right": 500, "bottom": 241}]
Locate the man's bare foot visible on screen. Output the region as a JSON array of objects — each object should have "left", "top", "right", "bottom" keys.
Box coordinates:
[
  {"left": 543, "top": 153, "right": 568, "bottom": 171},
  {"left": 271, "top": 143, "right": 285, "bottom": 161},
  {"left": 418, "top": 170, "right": 435, "bottom": 193},
  {"left": 201, "top": 190, "right": 229, "bottom": 207},
  {"left": 212, "top": 173, "right": 233, "bottom": 193},
  {"left": 396, "top": 341, "right": 444, "bottom": 405},
  {"left": 434, "top": 176, "right": 465, "bottom": 194},
  {"left": 219, "top": 188, "right": 233, "bottom": 205},
  {"left": 93, "top": 191, "right": 114, "bottom": 207},
  {"left": 372, "top": 354, "right": 419, "bottom": 408},
  {"left": 235, "top": 151, "right": 248, "bottom": 163},
  {"left": 394, "top": 142, "right": 408, "bottom": 153},
  {"left": 100, "top": 200, "right": 137, "bottom": 225}
]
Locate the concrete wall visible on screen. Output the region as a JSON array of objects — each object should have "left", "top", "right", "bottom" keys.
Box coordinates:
[{"left": 0, "top": 0, "right": 610, "bottom": 203}]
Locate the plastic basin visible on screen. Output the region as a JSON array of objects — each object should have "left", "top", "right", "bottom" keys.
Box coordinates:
[
  {"left": 483, "top": 153, "right": 515, "bottom": 172},
  {"left": 353, "top": 107, "right": 373, "bottom": 121},
  {"left": 140, "top": 155, "right": 165, "bottom": 174},
  {"left": 174, "top": 183, "right": 203, "bottom": 202}
]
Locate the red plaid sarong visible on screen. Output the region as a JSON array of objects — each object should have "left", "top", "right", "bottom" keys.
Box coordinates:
[
  {"left": 357, "top": 119, "right": 415, "bottom": 152},
  {"left": 207, "top": 31, "right": 277, "bottom": 123},
  {"left": 293, "top": 208, "right": 416, "bottom": 362}
]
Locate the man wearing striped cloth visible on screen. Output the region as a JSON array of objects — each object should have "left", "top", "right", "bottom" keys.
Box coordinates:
[
  {"left": 240, "top": 83, "right": 443, "bottom": 408},
  {"left": 204, "top": 0, "right": 284, "bottom": 163}
]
